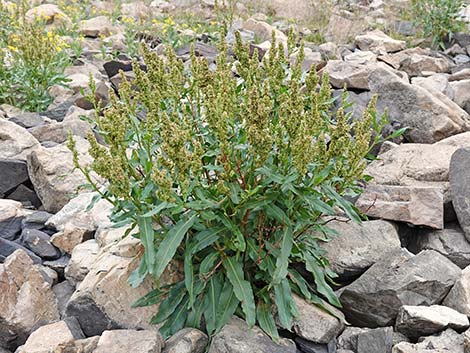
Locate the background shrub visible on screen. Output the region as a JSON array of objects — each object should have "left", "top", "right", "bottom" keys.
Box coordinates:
[{"left": 70, "top": 34, "right": 387, "bottom": 340}]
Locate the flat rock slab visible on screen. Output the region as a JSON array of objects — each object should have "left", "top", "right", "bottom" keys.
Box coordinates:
[
  {"left": 395, "top": 305, "right": 469, "bottom": 339},
  {"left": 356, "top": 184, "right": 444, "bottom": 229},
  {"left": 94, "top": 330, "right": 163, "bottom": 353},
  {"left": 339, "top": 249, "right": 461, "bottom": 327}
]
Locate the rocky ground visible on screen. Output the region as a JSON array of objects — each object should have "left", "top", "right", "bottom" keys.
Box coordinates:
[{"left": 3, "top": 0, "right": 470, "bottom": 353}]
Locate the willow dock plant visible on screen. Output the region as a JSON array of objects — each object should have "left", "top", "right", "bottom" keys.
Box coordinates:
[{"left": 69, "top": 32, "right": 390, "bottom": 340}]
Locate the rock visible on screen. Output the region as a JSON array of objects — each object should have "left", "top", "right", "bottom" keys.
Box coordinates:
[
  {"left": 46, "top": 192, "right": 112, "bottom": 233},
  {"left": 9, "top": 112, "right": 45, "bottom": 129},
  {"left": 0, "top": 238, "right": 42, "bottom": 264},
  {"left": 337, "top": 326, "right": 393, "bottom": 353},
  {"left": 290, "top": 47, "right": 323, "bottom": 71},
  {"left": 344, "top": 50, "right": 377, "bottom": 65},
  {"left": 319, "top": 42, "right": 338, "bottom": 60},
  {"left": 65, "top": 244, "right": 177, "bottom": 336},
  {"left": 410, "top": 224, "right": 470, "bottom": 268},
  {"left": 396, "top": 305, "right": 469, "bottom": 339},
  {"left": 50, "top": 225, "right": 94, "bottom": 254},
  {"left": 0, "top": 119, "right": 39, "bottom": 161},
  {"left": 339, "top": 249, "right": 461, "bottom": 327},
  {"left": 15, "top": 318, "right": 84, "bottom": 353},
  {"left": 319, "top": 219, "right": 400, "bottom": 279},
  {"left": 7, "top": 184, "right": 41, "bottom": 209},
  {"left": 450, "top": 68, "right": 470, "bottom": 81},
  {"left": 94, "top": 330, "right": 163, "bottom": 353},
  {"left": 393, "top": 329, "right": 464, "bottom": 353},
  {"left": 450, "top": 148, "right": 470, "bottom": 241},
  {"left": 444, "top": 265, "right": 470, "bottom": 316},
  {"left": 295, "top": 337, "right": 336, "bottom": 353},
  {"left": 323, "top": 60, "right": 370, "bottom": 90},
  {"left": 356, "top": 184, "right": 444, "bottom": 229},
  {"left": 43, "top": 255, "right": 69, "bottom": 279},
  {"left": 163, "top": 328, "right": 208, "bottom": 353},
  {"left": 21, "top": 211, "right": 52, "bottom": 231},
  {"left": 243, "top": 18, "right": 287, "bottom": 43},
  {"left": 464, "top": 329, "right": 470, "bottom": 353},
  {"left": 80, "top": 16, "right": 116, "bottom": 38},
  {"left": 0, "top": 250, "right": 59, "bottom": 350},
  {"left": 0, "top": 199, "right": 25, "bottom": 240},
  {"left": 208, "top": 317, "right": 296, "bottom": 353},
  {"left": 355, "top": 30, "right": 405, "bottom": 54},
  {"left": 0, "top": 159, "right": 29, "bottom": 196},
  {"left": 28, "top": 118, "right": 92, "bottom": 144},
  {"left": 25, "top": 4, "right": 71, "bottom": 27},
  {"left": 450, "top": 80, "right": 470, "bottom": 114},
  {"left": 411, "top": 74, "right": 452, "bottom": 96},
  {"left": 20, "top": 228, "right": 61, "bottom": 260},
  {"left": 292, "top": 294, "right": 344, "bottom": 344},
  {"left": 369, "top": 68, "right": 470, "bottom": 143},
  {"left": 325, "top": 13, "right": 366, "bottom": 44},
  {"left": 26, "top": 138, "right": 93, "bottom": 213},
  {"left": 64, "top": 239, "right": 100, "bottom": 285},
  {"left": 52, "top": 280, "right": 75, "bottom": 318},
  {"left": 39, "top": 265, "right": 58, "bottom": 286}
]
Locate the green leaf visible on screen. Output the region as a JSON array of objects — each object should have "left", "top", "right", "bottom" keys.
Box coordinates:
[
  {"left": 159, "top": 295, "right": 189, "bottom": 339},
  {"left": 128, "top": 257, "right": 148, "bottom": 288},
  {"left": 184, "top": 240, "right": 195, "bottom": 308},
  {"left": 204, "top": 274, "right": 222, "bottom": 335},
  {"left": 323, "top": 185, "right": 361, "bottom": 223},
  {"left": 273, "top": 278, "right": 295, "bottom": 329},
  {"left": 136, "top": 216, "right": 156, "bottom": 274},
  {"left": 257, "top": 301, "right": 279, "bottom": 341},
  {"left": 272, "top": 226, "right": 293, "bottom": 285},
  {"left": 215, "top": 281, "right": 239, "bottom": 333},
  {"left": 151, "top": 282, "right": 186, "bottom": 324},
  {"left": 304, "top": 251, "right": 341, "bottom": 307},
  {"left": 224, "top": 257, "right": 256, "bottom": 327},
  {"left": 192, "top": 228, "right": 224, "bottom": 254},
  {"left": 154, "top": 214, "right": 197, "bottom": 278},
  {"left": 132, "top": 288, "right": 164, "bottom": 308},
  {"left": 288, "top": 269, "right": 311, "bottom": 300},
  {"left": 219, "top": 215, "right": 245, "bottom": 251},
  {"left": 141, "top": 202, "right": 172, "bottom": 217}
]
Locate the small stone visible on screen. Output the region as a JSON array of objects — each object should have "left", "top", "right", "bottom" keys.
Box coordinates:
[
  {"left": 396, "top": 305, "right": 469, "bottom": 339},
  {"left": 392, "top": 329, "right": 464, "bottom": 353},
  {"left": 7, "top": 185, "right": 41, "bottom": 209},
  {"left": 80, "top": 16, "right": 116, "bottom": 38},
  {"left": 20, "top": 228, "right": 61, "bottom": 260},
  {"left": 50, "top": 225, "right": 93, "bottom": 254},
  {"left": 355, "top": 30, "right": 406, "bottom": 54},
  {"left": 0, "top": 119, "right": 40, "bottom": 161},
  {"left": 0, "top": 199, "right": 25, "bottom": 240},
  {"left": 337, "top": 326, "right": 393, "bottom": 353},
  {"left": 9, "top": 112, "right": 45, "bottom": 129},
  {"left": 444, "top": 265, "right": 470, "bottom": 316},
  {"left": 64, "top": 239, "right": 100, "bottom": 285},
  {"left": 21, "top": 211, "right": 53, "bottom": 231},
  {"left": 450, "top": 148, "right": 470, "bottom": 242},
  {"left": 163, "top": 328, "right": 208, "bottom": 353},
  {"left": 0, "top": 159, "right": 29, "bottom": 196},
  {"left": 0, "top": 238, "right": 42, "bottom": 264},
  {"left": 52, "top": 280, "right": 75, "bottom": 318},
  {"left": 94, "top": 330, "right": 163, "bottom": 353}
]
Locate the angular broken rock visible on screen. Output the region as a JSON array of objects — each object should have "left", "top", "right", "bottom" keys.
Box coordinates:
[
  {"left": 410, "top": 224, "right": 470, "bottom": 268},
  {"left": 0, "top": 250, "right": 60, "bottom": 350},
  {"left": 15, "top": 318, "right": 84, "bottom": 353},
  {"left": 50, "top": 224, "right": 94, "bottom": 254},
  {"left": 162, "top": 328, "right": 208, "bottom": 353},
  {"left": 0, "top": 119, "right": 39, "bottom": 161},
  {"left": 292, "top": 294, "right": 344, "bottom": 344},
  {"left": 392, "top": 329, "right": 464, "bottom": 353},
  {"left": 0, "top": 199, "right": 26, "bottom": 240},
  {"left": 94, "top": 330, "right": 163, "bottom": 353},
  {"left": 339, "top": 249, "right": 461, "bottom": 327},
  {"left": 208, "top": 317, "right": 296, "bottom": 353},
  {"left": 320, "top": 219, "right": 400, "bottom": 279},
  {"left": 27, "top": 138, "right": 94, "bottom": 213},
  {"left": 20, "top": 228, "right": 61, "bottom": 260},
  {"left": 370, "top": 67, "right": 470, "bottom": 143},
  {"left": 337, "top": 326, "right": 393, "bottom": 353},
  {"left": 80, "top": 16, "right": 116, "bottom": 38},
  {"left": 0, "top": 159, "right": 29, "bottom": 197},
  {"left": 450, "top": 148, "right": 470, "bottom": 242},
  {"left": 64, "top": 239, "right": 100, "bottom": 285},
  {"left": 356, "top": 184, "right": 444, "bottom": 229},
  {"left": 355, "top": 30, "right": 406, "bottom": 54},
  {"left": 444, "top": 265, "right": 470, "bottom": 316},
  {"left": 395, "top": 305, "right": 469, "bottom": 339}
]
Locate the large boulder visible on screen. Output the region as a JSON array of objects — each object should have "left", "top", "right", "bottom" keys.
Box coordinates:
[
  {"left": 444, "top": 265, "right": 470, "bottom": 316},
  {"left": 0, "top": 119, "right": 39, "bottom": 161},
  {"left": 320, "top": 219, "right": 400, "bottom": 279},
  {"left": 395, "top": 305, "right": 469, "bottom": 339},
  {"left": 26, "top": 138, "right": 93, "bottom": 213},
  {"left": 0, "top": 250, "right": 60, "bottom": 350},
  {"left": 94, "top": 330, "right": 163, "bottom": 353},
  {"left": 450, "top": 148, "right": 470, "bottom": 241},
  {"left": 355, "top": 30, "right": 406, "bottom": 54},
  {"left": 208, "top": 317, "right": 296, "bottom": 353},
  {"left": 339, "top": 249, "right": 461, "bottom": 327},
  {"left": 369, "top": 68, "right": 470, "bottom": 143}
]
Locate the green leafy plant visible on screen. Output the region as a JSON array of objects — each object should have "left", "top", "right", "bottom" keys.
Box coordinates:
[
  {"left": 69, "top": 33, "right": 387, "bottom": 340},
  {"left": 411, "top": 0, "right": 467, "bottom": 48},
  {"left": 0, "top": 2, "right": 70, "bottom": 111}
]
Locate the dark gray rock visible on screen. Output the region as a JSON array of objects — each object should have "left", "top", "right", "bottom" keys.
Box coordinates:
[
  {"left": 208, "top": 317, "right": 296, "bottom": 353},
  {"left": 163, "top": 328, "right": 208, "bottom": 353},
  {"left": 339, "top": 249, "right": 461, "bottom": 327},
  {"left": 21, "top": 211, "right": 53, "bottom": 231},
  {"left": 43, "top": 255, "right": 70, "bottom": 279},
  {"left": 0, "top": 238, "right": 41, "bottom": 264},
  {"left": 450, "top": 148, "right": 470, "bottom": 242},
  {"left": 337, "top": 326, "right": 393, "bottom": 353},
  {"left": 0, "top": 159, "right": 29, "bottom": 196},
  {"left": 9, "top": 112, "right": 45, "bottom": 128},
  {"left": 0, "top": 216, "right": 22, "bottom": 241},
  {"left": 52, "top": 280, "right": 75, "bottom": 319},
  {"left": 7, "top": 184, "right": 41, "bottom": 209},
  {"left": 393, "top": 329, "right": 464, "bottom": 353},
  {"left": 296, "top": 337, "right": 336, "bottom": 353},
  {"left": 20, "top": 229, "right": 61, "bottom": 260},
  {"left": 409, "top": 223, "right": 470, "bottom": 268},
  {"left": 41, "top": 98, "right": 75, "bottom": 122}
]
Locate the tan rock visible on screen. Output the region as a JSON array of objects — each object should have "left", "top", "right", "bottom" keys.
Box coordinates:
[
  {"left": 80, "top": 16, "right": 116, "bottom": 38},
  {"left": 94, "top": 330, "right": 163, "bottom": 353},
  {"left": 65, "top": 239, "right": 100, "bottom": 285},
  {"left": 0, "top": 250, "right": 59, "bottom": 350},
  {"left": 50, "top": 225, "right": 93, "bottom": 254},
  {"left": 355, "top": 30, "right": 406, "bottom": 54},
  {"left": 163, "top": 328, "right": 208, "bottom": 353},
  {"left": 25, "top": 4, "right": 71, "bottom": 27},
  {"left": 243, "top": 18, "right": 287, "bottom": 43},
  {"left": 0, "top": 119, "right": 40, "bottom": 161}
]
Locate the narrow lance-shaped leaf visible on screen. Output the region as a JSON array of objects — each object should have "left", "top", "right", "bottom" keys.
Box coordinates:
[
  {"left": 136, "top": 216, "right": 156, "bottom": 274},
  {"left": 154, "top": 214, "right": 197, "bottom": 278},
  {"left": 224, "top": 257, "right": 256, "bottom": 327},
  {"left": 272, "top": 226, "right": 293, "bottom": 285},
  {"left": 215, "top": 281, "right": 239, "bottom": 334},
  {"left": 257, "top": 301, "right": 279, "bottom": 341}
]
